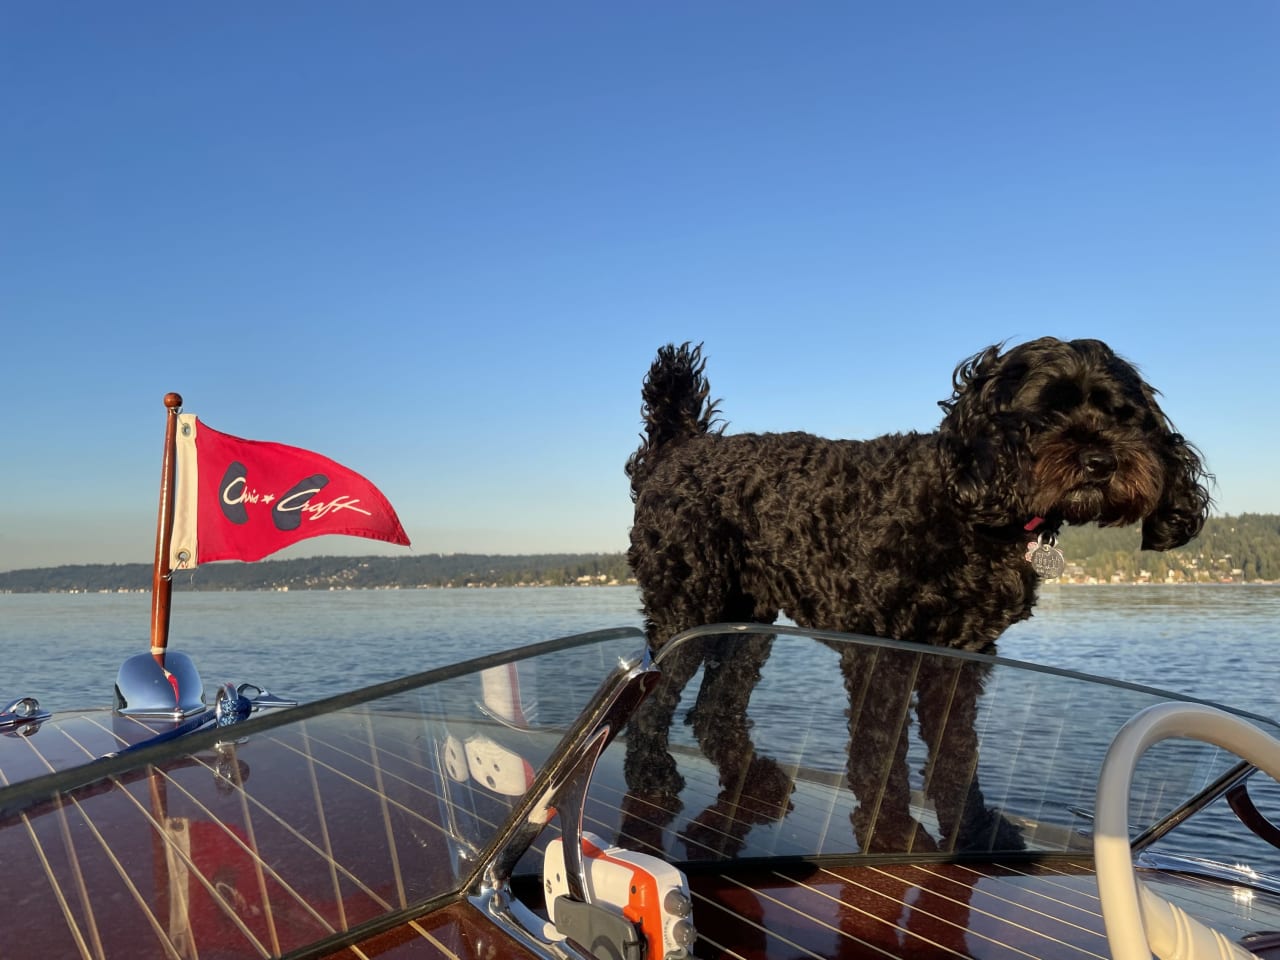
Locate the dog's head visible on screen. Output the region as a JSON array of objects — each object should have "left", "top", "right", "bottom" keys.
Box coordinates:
[{"left": 937, "top": 337, "right": 1212, "bottom": 549}]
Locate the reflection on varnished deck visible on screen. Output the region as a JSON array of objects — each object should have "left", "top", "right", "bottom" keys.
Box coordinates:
[
  {"left": 342, "top": 902, "right": 544, "bottom": 959},
  {"left": 689, "top": 859, "right": 1280, "bottom": 959},
  {"left": 0, "top": 709, "right": 484, "bottom": 958}
]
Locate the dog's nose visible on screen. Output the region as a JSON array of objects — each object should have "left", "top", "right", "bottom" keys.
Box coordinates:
[{"left": 1081, "top": 450, "right": 1117, "bottom": 480}]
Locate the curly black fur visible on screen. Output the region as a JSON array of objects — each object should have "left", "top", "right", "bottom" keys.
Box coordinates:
[{"left": 622, "top": 338, "right": 1211, "bottom": 853}]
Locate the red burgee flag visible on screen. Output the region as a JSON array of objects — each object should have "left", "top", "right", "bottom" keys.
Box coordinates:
[{"left": 169, "top": 415, "right": 409, "bottom": 568}]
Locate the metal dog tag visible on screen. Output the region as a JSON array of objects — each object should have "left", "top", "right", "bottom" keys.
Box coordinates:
[{"left": 1030, "top": 538, "right": 1066, "bottom": 580}]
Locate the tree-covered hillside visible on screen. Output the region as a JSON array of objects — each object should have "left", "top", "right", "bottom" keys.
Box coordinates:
[
  {"left": 1, "top": 515, "right": 1277, "bottom": 592},
  {"left": 0, "top": 553, "right": 634, "bottom": 593},
  {"left": 1057, "top": 513, "right": 1280, "bottom": 583}
]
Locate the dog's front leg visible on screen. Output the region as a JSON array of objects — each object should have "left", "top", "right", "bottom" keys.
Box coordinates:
[
  {"left": 914, "top": 658, "right": 1025, "bottom": 852},
  {"left": 841, "top": 645, "right": 938, "bottom": 854},
  {"left": 685, "top": 633, "right": 791, "bottom": 814}
]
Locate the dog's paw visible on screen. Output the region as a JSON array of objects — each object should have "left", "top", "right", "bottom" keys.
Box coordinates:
[
  {"left": 721, "top": 755, "right": 795, "bottom": 823},
  {"left": 851, "top": 809, "right": 940, "bottom": 855},
  {"left": 677, "top": 795, "right": 757, "bottom": 861},
  {"left": 951, "top": 805, "right": 1026, "bottom": 853},
  {"left": 617, "top": 790, "right": 683, "bottom": 854},
  {"left": 624, "top": 747, "right": 685, "bottom": 801}
]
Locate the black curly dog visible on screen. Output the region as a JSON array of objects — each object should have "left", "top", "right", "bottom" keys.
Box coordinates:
[{"left": 621, "top": 338, "right": 1211, "bottom": 855}]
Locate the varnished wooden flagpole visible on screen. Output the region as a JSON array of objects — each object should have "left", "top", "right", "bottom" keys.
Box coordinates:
[{"left": 150, "top": 392, "right": 183, "bottom": 674}]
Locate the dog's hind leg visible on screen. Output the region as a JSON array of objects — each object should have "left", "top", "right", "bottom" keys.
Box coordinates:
[
  {"left": 622, "top": 568, "right": 765, "bottom": 791},
  {"left": 618, "top": 636, "right": 705, "bottom": 853},
  {"left": 685, "top": 631, "right": 792, "bottom": 819},
  {"left": 622, "top": 584, "right": 783, "bottom": 853},
  {"left": 623, "top": 635, "right": 703, "bottom": 802}
]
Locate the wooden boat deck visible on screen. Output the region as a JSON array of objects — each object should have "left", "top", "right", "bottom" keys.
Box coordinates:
[
  {"left": 332, "top": 859, "right": 1280, "bottom": 959},
  {"left": 685, "top": 859, "right": 1280, "bottom": 960},
  {"left": 4, "top": 681, "right": 1280, "bottom": 957}
]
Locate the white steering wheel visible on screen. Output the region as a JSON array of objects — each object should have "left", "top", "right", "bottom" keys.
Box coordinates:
[{"left": 1095, "top": 702, "right": 1280, "bottom": 960}]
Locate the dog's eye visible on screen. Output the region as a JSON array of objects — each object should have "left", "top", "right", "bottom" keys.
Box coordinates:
[{"left": 1040, "top": 379, "right": 1083, "bottom": 412}]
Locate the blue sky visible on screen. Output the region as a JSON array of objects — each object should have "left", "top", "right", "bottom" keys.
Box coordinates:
[{"left": 1, "top": 3, "right": 1276, "bottom": 572}]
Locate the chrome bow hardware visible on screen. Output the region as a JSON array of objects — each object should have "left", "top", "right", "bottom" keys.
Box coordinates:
[
  {"left": 235, "top": 682, "right": 298, "bottom": 710},
  {"left": 216, "top": 682, "right": 299, "bottom": 728},
  {"left": 0, "top": 696, "right": 51, "bottom": 731},
  {"left": 215, "top": 683, "right": 253, "bottom": 727},
  {"left": 114, "top": 651, "right": 207, "bottom": 718}
]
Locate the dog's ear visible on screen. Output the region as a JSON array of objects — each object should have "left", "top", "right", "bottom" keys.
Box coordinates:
[
  {"left": 1140, "top": 429, "right": 1213, "bottom": 551},
  {"left": 937, "top": 344, "right": 1034, "bottom": 524},
  {"left": 1129, "top": 377, "right": 1213, "bottom": 550}
]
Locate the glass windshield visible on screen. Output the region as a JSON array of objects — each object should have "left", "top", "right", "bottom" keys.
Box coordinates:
[{"left": 585, "top": 625, "right": 1280, "bottom": 867}]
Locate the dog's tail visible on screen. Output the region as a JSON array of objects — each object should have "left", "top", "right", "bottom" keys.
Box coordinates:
[{"left": 625, "top": 342, "right": 723, "bottom": 499}]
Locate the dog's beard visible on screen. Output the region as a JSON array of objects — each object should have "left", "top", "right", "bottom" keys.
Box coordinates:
[{"left": 1029, "top": 437, "right": 1164, "bottom": 526}]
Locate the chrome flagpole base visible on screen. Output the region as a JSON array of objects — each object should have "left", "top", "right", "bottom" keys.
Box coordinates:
[{"left": 114, "top": 651, "right": 206, "bottom": 718}]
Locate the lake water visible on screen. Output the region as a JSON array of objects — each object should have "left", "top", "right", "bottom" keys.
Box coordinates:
[
  {"left": 2, "top": 583, "right": 1276, "bottom": 717},
  {"left": 2, "top": 583, "right": 1279, "bottom": 871}
]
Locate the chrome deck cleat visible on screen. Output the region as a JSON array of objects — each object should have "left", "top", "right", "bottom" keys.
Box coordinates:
[
  {"left": 235, "top": 682, "right": 298, "bottom": 710},
  {"left": 213, "top": 682, "right": 297, "bottom": 727},
  {"left": 0, "top": 696, "right": 51, "bottom": 731}
]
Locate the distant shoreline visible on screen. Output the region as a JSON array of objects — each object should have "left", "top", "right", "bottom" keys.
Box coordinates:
[
  {"left": 4, "top": 516, "right": 1279, "bottom": 591},
  {"left": 4, "top": 579, "right": 1278, "bottom": 596}
]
